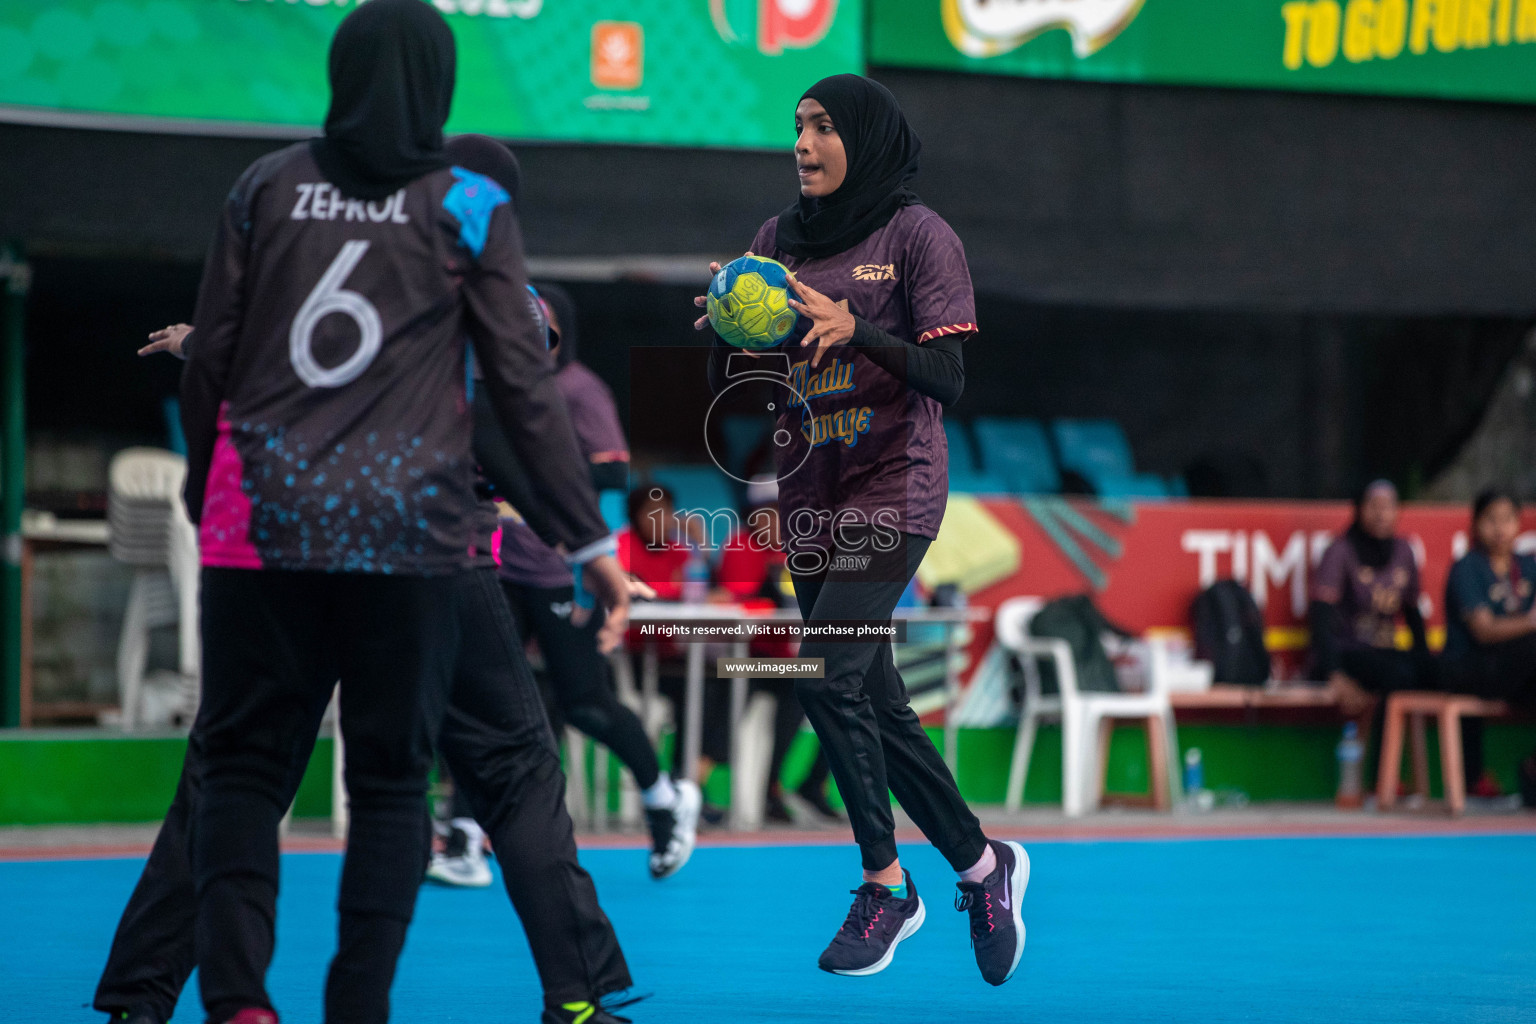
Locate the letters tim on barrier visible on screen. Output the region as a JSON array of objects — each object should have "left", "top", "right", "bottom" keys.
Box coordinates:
[
  {"left": 0, "top": 0, "right": 861, "bottom": 146},
  {"left": 946, "top": 499, "right": 1536, "bottom": 702},
  {"left": 870, "top": 0, "right": 1536, "bottom": 105}
]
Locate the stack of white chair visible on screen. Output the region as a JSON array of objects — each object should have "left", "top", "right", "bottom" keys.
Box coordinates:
[
  {"left": 598, "top": 648, "right": 780, "bottom": 831},
  {"left": 108, "top": 447, "right": 200, "bottom": 729},
  {"left": 994, "top": 596, "right": 1182, "bottom": 817}
]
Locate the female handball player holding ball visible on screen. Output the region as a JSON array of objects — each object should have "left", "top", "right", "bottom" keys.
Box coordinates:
[{"left": 695, "top": 74, "right": 1028, "bottom": 985}]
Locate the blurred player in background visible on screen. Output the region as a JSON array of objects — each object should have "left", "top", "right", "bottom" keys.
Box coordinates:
[
  {"left": 696, "top": 74, "right": 1027, "bottom": 986},
  {"left": 494, "top": 285, "right": 704, "bottom": 881},
  {"left": 168, "top": 2, "right": 632, "bottom": 1021}
]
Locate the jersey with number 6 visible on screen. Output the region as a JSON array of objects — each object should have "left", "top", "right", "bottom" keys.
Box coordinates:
[{"left": 181, "top": 142, "right": 607, "bottom": 575}]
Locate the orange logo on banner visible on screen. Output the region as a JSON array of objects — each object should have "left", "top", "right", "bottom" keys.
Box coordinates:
[{"left": 591, "top": 21, "right": 643, "bottom": 90}]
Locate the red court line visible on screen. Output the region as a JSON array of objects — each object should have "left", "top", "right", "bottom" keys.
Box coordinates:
[
  {"left": 4, "top": 815, "right": 1534, "bottom": 862},
  {"left": 0, "top": 836, "right": 346, "bottom": 863}
]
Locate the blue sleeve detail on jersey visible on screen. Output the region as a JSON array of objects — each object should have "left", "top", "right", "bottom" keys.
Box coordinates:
[{"left": 444, "top": 167, "right": 510, "bottom": 258}]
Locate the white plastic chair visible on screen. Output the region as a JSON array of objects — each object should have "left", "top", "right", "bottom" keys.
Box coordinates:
[
  {"left": 109, "top": 448, "right": 200, "bottom": 729},
  {"left": 994, "top": 596, "right": 1182, "bottom": 816},
  {"left": 996, "top": 598, "right": 1057, "bottom": 812},
  {"left": 331, "top": 699, "right": 348, "bottom": 839},
  {"left": 608, "top": 647, "right": 777, "bottom": 830},
  {"left": 165, "top": 505, "right": 201, "bottom": 713},
  {"left": 609, "top": 649, "right": 671, "bottom": 829},
  {"left": 728, "top": 691, "right": 778, "bottom": 830},
  {"left": 563, "top": 728, "right": 598, "bottom": 830}
]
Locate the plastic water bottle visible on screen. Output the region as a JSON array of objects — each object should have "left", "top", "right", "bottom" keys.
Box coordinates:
[
  {"left": 682, "top": 542, "right": 710, "bottom": 604},
  {"left": 1183, "top": 748, "right": 1212, "bottom": 812},
  {"left": 1336, "top": 721, "right": 1364, "bottom": 809},
  {"left": 1182, "top": 747, "right": 1204, "bottom": 793}
]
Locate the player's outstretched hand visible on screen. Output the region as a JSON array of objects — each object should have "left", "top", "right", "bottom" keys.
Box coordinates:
[
  {"left": 693, "top": 251, "right": 755, "bottom": 331},
  {"left": 582, "top": 554, "right": 635, "bottom": 654},
  {"left": 140, "top": 323, "right": 192, "bottom": 358},
  {"left": 787, "top": 274, "right": 855, "bottom": 368}
]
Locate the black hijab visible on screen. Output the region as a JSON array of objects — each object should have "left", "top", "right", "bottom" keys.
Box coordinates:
[
  {"left": 444, "top": 134, "right": 523, "bottom": 210},
  {"left": 310, "top": 0, "right": 456, "bottom": 201},
  {"left": 533, "top": 282, "right": 579, "bottom": 367},
  {"left": 1347, "top": 479, "right": 1398, "bottom": 569},
  {"left": 774, "top": 74, "right": 922, "bottom": 260}
]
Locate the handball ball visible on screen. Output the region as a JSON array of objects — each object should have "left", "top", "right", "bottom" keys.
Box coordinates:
[{"left": 707, "top": 256, "right": 799, "bottom": 350}]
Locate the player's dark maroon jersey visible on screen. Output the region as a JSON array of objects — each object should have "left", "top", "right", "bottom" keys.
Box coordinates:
[{"left": 181, "top": 142, "right": 606, "bottom": 575}]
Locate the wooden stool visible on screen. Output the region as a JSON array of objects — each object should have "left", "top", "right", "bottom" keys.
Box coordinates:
[
  {"left": 1376, "top": 692, "right": 1511, "bottom": 815},
  {"left": 1094, "top": 717, "right": 1174, "bottom": 812}
]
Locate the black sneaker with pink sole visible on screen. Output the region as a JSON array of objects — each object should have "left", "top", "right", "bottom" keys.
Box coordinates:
[{"left": 817, "top": 870, "right": 926, "bottom": 977}]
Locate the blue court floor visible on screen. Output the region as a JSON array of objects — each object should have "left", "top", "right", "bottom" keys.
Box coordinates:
[{"left": 4, "top": 834, "right": 1535, "bottom": 1023}]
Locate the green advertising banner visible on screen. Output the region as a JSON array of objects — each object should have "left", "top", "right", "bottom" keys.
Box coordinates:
[
  {"left": 870, "top": 0, "right": 1536, "bottom": 104},
  {"left": 0, "top": 0, "right": 861, "bottom": 147}
]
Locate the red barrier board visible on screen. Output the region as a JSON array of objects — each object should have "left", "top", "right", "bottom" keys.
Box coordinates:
[{"left": 957, "top": 499, "right": 1536, "bottom": 685}]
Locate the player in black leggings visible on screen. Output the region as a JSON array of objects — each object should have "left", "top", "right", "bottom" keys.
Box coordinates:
[
  {"left": 97, "top": 120, "right": 643, "bottom": 1024},
  {"left": 697, "top": 74, "right": 1026, "bottom": 986},
  {"left": 441, "top": 283, "right": 701, "bottom": 882}
]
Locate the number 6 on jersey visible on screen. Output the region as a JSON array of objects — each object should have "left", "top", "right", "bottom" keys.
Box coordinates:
[{"left": 290, "top": 240, "right": 383, "bottom": 388}]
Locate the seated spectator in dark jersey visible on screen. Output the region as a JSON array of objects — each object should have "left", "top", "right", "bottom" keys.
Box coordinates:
[
  {"left": 1443, "top": 489, "right": 1536, "bottom": 799},
  {"left": 1309, "top": 480, "right": 1435, "bottom": 714}
]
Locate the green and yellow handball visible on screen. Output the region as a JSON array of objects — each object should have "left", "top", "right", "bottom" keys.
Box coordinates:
[{"left": 706, "top": 255, "right": 800, "bottom": 350}]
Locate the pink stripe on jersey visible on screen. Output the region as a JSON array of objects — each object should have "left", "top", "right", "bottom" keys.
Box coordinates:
[{"left": 199, "top": 406, "right": 262, "bottom": 569}]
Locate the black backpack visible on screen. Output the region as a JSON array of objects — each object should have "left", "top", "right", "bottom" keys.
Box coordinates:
[{"left": 1191, "top": 580, "right": 1270, "bottom": 685}]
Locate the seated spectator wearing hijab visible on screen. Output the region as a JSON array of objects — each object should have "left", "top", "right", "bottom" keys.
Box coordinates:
[
  {"left": 715, "top": 476, "right": 838, "bottom": 823},
  {"left": 1442, "top": 489, "right": 1536, "bottom": 798},
  {"left": 1309, "top": 480, "right": 1435, "bottom": 713}
]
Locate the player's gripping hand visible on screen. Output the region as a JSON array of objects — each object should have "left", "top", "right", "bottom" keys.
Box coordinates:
[
  {"left": 693, "top": 252, "right": 758, "bottom": 343},
  {"left": 139, "top": 323, "right": 192, "bottom": 358},
  {"left": 786, "top": 274, "right": 855, "bottom": 368}
]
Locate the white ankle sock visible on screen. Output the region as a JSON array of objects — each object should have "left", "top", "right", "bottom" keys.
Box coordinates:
[
  {"left": 451, "top": 817, "right": 484, "bottom": 852},
  {"left": 642, "top": 772, "right": 679, "bottom": 810},
  {"left": 958, "top": 843, "right": 997, "bottom": 884}
]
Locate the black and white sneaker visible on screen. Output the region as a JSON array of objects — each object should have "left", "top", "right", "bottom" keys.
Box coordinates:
[
  {"left": 955, "top": 839, "right": 1029, "bottom": 986},
  {"left": 646, "top": 779, "right": 701, "bottom": 880},
  {"left": 424, "top": 823, "right": 492, "bottom": 888},
  {"left": 817, "top": 871, "right": 926, "bottom": 977}
]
